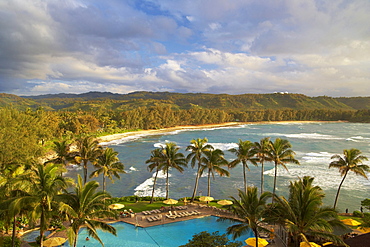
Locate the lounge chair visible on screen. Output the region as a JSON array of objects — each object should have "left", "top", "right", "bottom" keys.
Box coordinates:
[
  {"left": 147, "top": 217, "right": 154, "bottom": 222},
  {"left": 166, "top": 211, "right": 177, "bottom": 219}
]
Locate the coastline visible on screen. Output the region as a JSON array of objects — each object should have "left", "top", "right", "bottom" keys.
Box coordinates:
[{"left": 96, "top": 120, "right": 340, "bottom": 144}]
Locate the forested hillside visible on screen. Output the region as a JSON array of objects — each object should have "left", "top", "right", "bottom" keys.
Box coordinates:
[{"left": 13, "top": 91, "right": 370, "bottom": 111}]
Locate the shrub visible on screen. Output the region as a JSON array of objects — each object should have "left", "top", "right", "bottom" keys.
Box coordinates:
[
  {"left": 1, "top": 236, "right": 21, "bottom": 247},
  {"left": 179, "top": 231, "right": 243, "bottom": 247},
  {"left": 353, "top": 210, "right": 364, "bottom": 217}
]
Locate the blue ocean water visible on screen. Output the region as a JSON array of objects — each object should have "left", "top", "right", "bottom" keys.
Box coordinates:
[
  {"left": 66, "top": 122, "right": 370, "bottom": 213},
  {"left": 63, "top": 216, "right": 250, "bottom": 247}
]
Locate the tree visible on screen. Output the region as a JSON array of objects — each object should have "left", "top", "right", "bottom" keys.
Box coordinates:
[
  {"left": 75, "top": 136, "right": 102, "bottom": 184},
  {"left": 268, "top": 176, "right": 346, "bottom": 247},
  {"left": 60, "top": 175, "right": 116, "bottom": 247},
  {"left": 146, "top": 148, "right": 164, "bottom": 203},
  {"left": 361, "top": 198, "right": 370, "bottom": 211},
  {"left": 179, "top": 231, "right": 242, "bottom": 247},
  {"left": 186, "top": 138, "right": 212, "bottom": 202},
  {"left": 268, "top": 138, "right": 299, "bottom": 198},
  {"left": 229, "top": 140, "right": 258, "bottom": 194},
  {"left": 90, "top": 147, "right": 125, "bottom": 192},
  {"left": 160, "top": 143, "right": 187, "bottom": 199},
  {"left": 200, "top": 148, "right": 229, "bottom": 197},
  {"left": 13, "top": 163, "right": 71, "bottom": 247},
  {"left": 329, "top": 148, "right": 369, "bottom": 209},
  {"left": 254, "top": 137, "right": 271, "bottom": 195},
  {"left": 226, "top": 187, "right": 272, "bottom": 245},
  {"left": 48, "top": 140, "right": 74, "bottom": 167}
]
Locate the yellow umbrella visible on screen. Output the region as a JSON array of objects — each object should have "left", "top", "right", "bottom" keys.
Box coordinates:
[
  {"left": 217, "top": 199, "right": 233, "bottom": 205},
  {"left": 163, "top": 198, "right": 178, "bottom": 205},
  {"left": 341, "top": 218, "right": 361, "bottom": 226},
  {"left": 108, "top": 203, "right": 125, "bottom": 210},
  {"left": 245, "top": 237, "right": 269, "bottom": 247},
  {"left": 300, "top": 242, "right": 321, "bottom": 247},
  {"left": 357, "top": 227, "right": 370, "bottom": 233},
  {"left": 322, "top": 242, "right": 333, "bottom": 246},
  {"left": 199, "top": 196, "right": 214, "bottom": 202},
  {"left": 43, "top": 237, "right": 67, "bottom": 247}
]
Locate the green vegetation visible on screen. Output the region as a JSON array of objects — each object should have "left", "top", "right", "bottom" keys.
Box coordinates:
[
  {"left": 179, "top": 231, "right": 243, "bottom": 247},
  {"left": 329, "top": 149, "right": 369, "bottom": 209}
]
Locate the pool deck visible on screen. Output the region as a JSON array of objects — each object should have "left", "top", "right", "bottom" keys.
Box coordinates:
[
  {"left": 113, "top": 203, "right": 231, "bottom": 228},
  {"left": 20, "top": 204, "right": 278, "bottom": 246}
]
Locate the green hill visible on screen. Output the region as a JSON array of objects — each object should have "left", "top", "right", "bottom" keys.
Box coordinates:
[{"left": 0, "top": 91, "right": 365, "bottom": 111}]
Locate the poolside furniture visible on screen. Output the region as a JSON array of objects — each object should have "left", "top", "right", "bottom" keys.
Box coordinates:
[
  {"left": 166, "top": 211, "right": 177, "bottom": 219},
  {"left": 147, "top": 217, "right": 153, "bottom": 222}
]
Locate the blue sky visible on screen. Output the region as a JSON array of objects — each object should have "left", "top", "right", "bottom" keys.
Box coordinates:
[{"left": 1, "top": 0, "right": 369, "bottom": 96}]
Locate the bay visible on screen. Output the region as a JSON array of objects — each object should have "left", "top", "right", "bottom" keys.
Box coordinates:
[{"left": 66, "top": 122, "right": 370, "bottom": 213}]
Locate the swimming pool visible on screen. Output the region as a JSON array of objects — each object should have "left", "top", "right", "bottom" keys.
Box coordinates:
[
  {"left": 65, "top": 216, "right": 252, "bottom": 247},
  {"left": 21, "top": 230, "right": 51, "bottom": 242}
]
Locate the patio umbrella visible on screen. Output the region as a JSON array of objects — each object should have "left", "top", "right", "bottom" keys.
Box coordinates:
[
  {"left": 358, "top": 227, "right": 370, "bottom": 233},
  {"left": 43, "top": 237, "right": 67, "bottom": 247},
  {"left": 245, "top": 237, "right": 269, "bottom": 247},
  {"left": 108, "top": 203, "right": 125, "bottom": 210},
  {"left": 163, "top": 198, "right": 178, "bottom": 205},
  {"left": 217, "top": 199, "right": 233, "bottom": 205},
  {"left": 300, "top": 242, "right": 321, "bottom": 247},
  {"left": 199, "top": 196, "right": 214, "bottom": 202},
  {"left": 341, "top": 218, "right": 361, "bottom": 226}
]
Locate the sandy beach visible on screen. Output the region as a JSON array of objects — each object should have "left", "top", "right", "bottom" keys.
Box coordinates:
[{"left": 95, "top": 121, "right": 338, "bottom": 144}]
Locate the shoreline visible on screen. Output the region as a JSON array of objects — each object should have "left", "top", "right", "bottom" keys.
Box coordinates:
[{"left": 96, "top": 120, "right": 342, "bottom": 144}]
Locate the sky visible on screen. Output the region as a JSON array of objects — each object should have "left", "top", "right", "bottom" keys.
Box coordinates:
[{"left": 1, "top": 0, "right": 370, "bottom": 97}]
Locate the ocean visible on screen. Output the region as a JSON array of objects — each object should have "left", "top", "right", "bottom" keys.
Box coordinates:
[{"left": 66, "top": 122, "right": 370, "bottom": 213}]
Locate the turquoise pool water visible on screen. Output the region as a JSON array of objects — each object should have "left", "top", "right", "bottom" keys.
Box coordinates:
[{"left": 65, "top": 216, "right": 251, "bottom": 247}]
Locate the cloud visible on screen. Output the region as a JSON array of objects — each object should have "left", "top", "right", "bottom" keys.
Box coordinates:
[{"left": 0, "top": 0, "right": 369, "bottom": 96}]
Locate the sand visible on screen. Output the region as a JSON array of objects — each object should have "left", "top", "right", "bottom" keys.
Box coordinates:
[{"left": 95, "top": 121, "right": 336, "bottom": 144}]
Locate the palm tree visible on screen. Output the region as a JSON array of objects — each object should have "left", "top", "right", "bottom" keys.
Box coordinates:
[
  {"left": 254, "top": 137, "right": 271, "bottom": 195},
  {"left": 226, "top": 187, "right": 272, "bottom": 244},
  {"left": 268, "top": 138, "right": 299, "bottom": 198},
  {"left": 13, "top": 163, "right": 72, "bottom": 247},
  {"left": 90, "top": 147, "right": 125, "bottom": 192},
  {"left": 60, "top": 175, "right": 116, "bottom": 247},
  {"left": 229, "top": 139, "right": 258, "bottom": 194},
  {"left": 200, "top": 148, "right": 229, "bottom": 197},
  {"left": 146, "top": 148, "right": 164, "bottom": 204},
  {"left": 49, "top": 139, "right": 74, "bottom": 167},
  {"left": 329, "top": 148, "right": 369, "bottom": 209},
  {"left": 268, "top": 176, "right": 346, "bottom": 247},
  {"left": 76, "top": 136, "right": 102, "bottom": 184},
  {"left": 186, "top": 138, "right": 212, "bottom": 202},
  {"left": 161, "top": 142, "right": 187, "bottom": 199}
]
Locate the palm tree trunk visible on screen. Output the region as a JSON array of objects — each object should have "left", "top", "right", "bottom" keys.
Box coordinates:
[
  {"left": 272, "top": 162, "right": 278, "bottom": 202},
  {"left": 12, "top": 215, "right": 16, "bottom": 247},
  {"left": 253, "top": 228, "right": 259, "bottom": 247},
  {"left": 243, "top": 163, "right": 247, "bottom": 194},
  {"left": 103, "top": 175, "right": 106, "bottom": 193},
  {"left": 83, "top": 160, "right": 88, "bottom": 184},
  {"left": 191, "top": 164, "right": 201, "bottom": 202},
  {"left": 333, "top": 171, "right": 348, "bottom": 209},
  {"left": 166, "top": 170, "right": 169, "bottom": 199},
  {"left": 73, "top": 231, "right": 78, "bottom": 247},
  {"left": 260, "top": 161, "right": 264, "bottom": 195},
  {"left": 207, "top": 170, "right": 211, "bottom": 196},
  {"left": 40, "top": 210, "right": 45, "bottom": 247},
  {"left": 150, "top": 169, "right": 159, "bottom": 204}
]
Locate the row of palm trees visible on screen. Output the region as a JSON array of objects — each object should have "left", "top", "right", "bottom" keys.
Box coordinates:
[
  {"left": 145, "top": 137, "right": 300, "bottom": 203},
  {"left": 146, "top": 137, "right": 370, "bottom": 212}
]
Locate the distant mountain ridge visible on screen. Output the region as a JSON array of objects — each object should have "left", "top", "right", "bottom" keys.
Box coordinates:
[{"left": 1, "top": 91, "right": 370, "bottom": 111}]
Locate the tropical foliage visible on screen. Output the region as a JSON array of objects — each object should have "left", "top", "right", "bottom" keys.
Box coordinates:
[
  {"left": 268, "top": 138, "right": 300, "bottom": 197},
  {"left": 226, "top": 187, "right": 272, "bottom": 243},
  {"left": 228, "top": 140, "right": 258, "bottom": 194},
  {"left": 268, "top": 176, "right": 347, "bottom": 247},
  {"left": 60, "top": 175, "right": 116, "bottom": 247},
  {"left": 90, "top": 147, "right": 125, "bottom": 192},
  {"left": 329, "top": 148, "right": 369, "bottom": 209},
  {"left": 200, "top": 148, "right": 229, "bottom": 197},
  {"left": 186, "top": 138, "right": 212, "bottom": 202}
]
